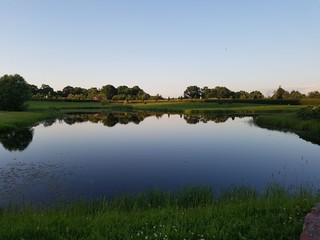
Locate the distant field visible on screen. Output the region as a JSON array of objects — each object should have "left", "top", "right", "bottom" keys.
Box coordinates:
[
  {"left": 28, "top": 101, "right": 107, "bottom": 110},
  {"left": 28, "top": 100, "right": 304, "bottom": 113},
  {"left": 133, "top": 101, "right": 303, "bottom": 114}
]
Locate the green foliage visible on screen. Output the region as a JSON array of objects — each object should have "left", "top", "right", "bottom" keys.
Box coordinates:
[
  {"left": 297, "top": 106, "right": 320, "bottom": 120},
  {"left": 0, "top": 185, "right": 318, "bottom": 240},
  {"left": 307, "top": 91, "right": 320, "bottom": 99},
  {"left": 184, "top": 85, "right": 201, "bottom": 98},
  {"left": 102, "top": 84, "right": 117, "bottom": 100},
  {"left": 0, "top": 74, "right": 31, "bottom": 111}
]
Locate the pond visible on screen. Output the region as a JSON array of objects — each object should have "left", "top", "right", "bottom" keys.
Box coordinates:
[{"left": 0, "top": 112, "right": 319, "bottom": 207}]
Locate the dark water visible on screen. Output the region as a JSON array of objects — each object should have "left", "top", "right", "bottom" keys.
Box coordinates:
[{"left": 0, "top": 112, "right": 319, "bottom": 206}]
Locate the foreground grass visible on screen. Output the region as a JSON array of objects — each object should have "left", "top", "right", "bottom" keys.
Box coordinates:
[{"left": 0, "top": 185, "right": 318, "bottom": 240}]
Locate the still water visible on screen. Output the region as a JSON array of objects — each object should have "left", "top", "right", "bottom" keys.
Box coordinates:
[{"left": 0, "top": 112, "right": 319, "bottom": 206}]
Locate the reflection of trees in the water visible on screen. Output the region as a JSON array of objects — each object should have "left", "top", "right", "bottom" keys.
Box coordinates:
[
  {"left": 0, "top": 128, "right": 34, "bottom": 151},
  {"left": 63, "top": 112, "right": 239, "bottom": 126},
  {"left": 63, "top": 112, "right": 164, "bottom": 127},
  {"left": 41, "top": 118, "right": 57, "bottom": 127},
  {"left": 183, "top": 115, "right": 231, "bottom": 124}
]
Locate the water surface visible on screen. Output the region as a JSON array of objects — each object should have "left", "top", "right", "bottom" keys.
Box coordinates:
[{"left": 0, "top": 113, "right": 319, "bottom": 206}]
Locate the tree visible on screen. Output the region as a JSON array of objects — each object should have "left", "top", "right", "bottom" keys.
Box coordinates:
[
  {"left": 102, "top": 84, "right": 117, "bottom": 100},
  {"left": 213, "top": 86, "right": 232, "bottom": 99},
  {"left": 235, "top": 90, "right": 250, "bottom": 99},
  {"left": 272, "top": 86, "right": 288, "bottom": 99},
  {"left": 250, "top": 91, "right": 264, "bottom": 99},
  {"left": 28, "top": 84, "right": 39, "bottom": 95},
  {"left": 289, "top": 90, "right": 304, "bottom": 99},
  {"left": 308, "top": 91, "right": 320, "bottom": 99},
  {"left": 38, "top": 84, "right": 55, "bottom": 98},
  {"left": 184, "top": 86, "right": 201, "bottom": 99},
  {"left": 62, "top": 86, "right": 75, "bottom": 97},
  {"left": 0, "top": 74, "right": 31, "bottom": 111}
]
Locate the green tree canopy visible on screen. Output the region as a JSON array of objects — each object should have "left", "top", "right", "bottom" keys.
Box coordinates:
[
  {"left": 102, "top": 84, "right": 117, "bottom": 100},
  {"left": 272, "top": 86, "right": 288, "bottom": 99},
  {"left": 0, "top": 74, "right": 31, "bottom": 111},
  {"left": 184, "top": 86, "right": 201, "bottom": 99}
]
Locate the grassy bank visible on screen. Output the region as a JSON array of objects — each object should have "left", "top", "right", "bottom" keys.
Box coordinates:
[
  {"left": 255, "top": 112, "right": 320, "bottom": 135},
  {"left": 0, "top": 185, "right": 318, "bottom": 240},
  {"left": 132, "top": 101, "right": 303, "bottom": 114},
  {"left": 28, "top": 100, "right": 304, "bottom": 114},
  {"left": 0, "top": 111, "right": 60, "bottom": 131}
]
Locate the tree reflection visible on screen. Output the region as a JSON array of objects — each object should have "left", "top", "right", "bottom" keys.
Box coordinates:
[
  {"left": 0, "top": 128, "right": 34, "bottom": 151},
  {"left": 62, "top": 112, "right": 164, "bottom": 127},
  {"left": 184, "top": 115, "right": 230, "bottom": 124}
]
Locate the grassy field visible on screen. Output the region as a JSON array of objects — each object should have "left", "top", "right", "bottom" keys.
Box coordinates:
[
  {"left": 28, "top": 100, "right": 304, "bottom": 113},
  {"left": 132, "top": 101, "right": 303, "bottom": 114},
  {"left": 28, "top": 100, "right": 108, "bottom": 110},
  {"left": 0, "top": 185, "right": 317, "bottom": 240}
]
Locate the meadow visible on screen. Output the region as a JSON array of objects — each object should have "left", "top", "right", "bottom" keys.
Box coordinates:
[{"left": 0, "top": 185, "right": 318, "bottom": 240}]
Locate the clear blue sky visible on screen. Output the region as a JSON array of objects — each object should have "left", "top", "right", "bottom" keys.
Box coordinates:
[{"left": 1, "top": 0, "right": 319, "bottom": 97}]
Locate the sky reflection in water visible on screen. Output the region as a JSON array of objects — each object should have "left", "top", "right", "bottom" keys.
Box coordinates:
[{"left": 0, "top": 113, "right": 319, "bottom": 206}]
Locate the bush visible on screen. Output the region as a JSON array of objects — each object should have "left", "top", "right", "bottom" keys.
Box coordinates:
[{"left": 0, "top": 74, "right": 31, "bottom": 111}]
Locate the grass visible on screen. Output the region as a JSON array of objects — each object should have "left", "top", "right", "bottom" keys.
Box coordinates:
[
  {"left": 0, "top": 111, "right": 59, "bottom": 131},
  {"left": 255, "top": 112, "right": 320, "bottom": 135},
  {"left": 28, "top": 100, "right": 108, "bottom": 111},
  {"left": 133, "top": 102, "right": 303, "bottom": 114},
  {"left": 28, "top": 100, "right": 303, "bottom": 114},
  {"left": 0, "top": 184, "right": 318, "bottom": 240}
]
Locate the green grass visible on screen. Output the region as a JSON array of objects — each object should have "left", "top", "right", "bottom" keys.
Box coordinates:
[
  {"left": 0, "top": 111, "right": 59, "bottom": 130},
  {"left": 0, "top": 185, "right": 318, "bottom": 240},
  {"left": 27, "top": 100, "right": 304, "bottom": 114},
  {"left": 255, "top": 112, "right": 320, "bottom": 135},
  {"left": 28, "top": 101, "right": 109, "bottom": 111},
  {"left": 133, "top": 102, "right": 303, "bottom": 114}
]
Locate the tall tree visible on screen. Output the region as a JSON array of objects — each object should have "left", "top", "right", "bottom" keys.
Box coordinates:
[{"left": 0, "top": 74, "right": 31, "bottom": 111}]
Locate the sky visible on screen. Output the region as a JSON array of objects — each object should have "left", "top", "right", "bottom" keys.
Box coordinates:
[{"left": 0, "top": 0, "right": 319, "bottom": 97}]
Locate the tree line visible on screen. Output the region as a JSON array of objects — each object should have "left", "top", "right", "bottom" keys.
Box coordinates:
[
  {"left": 29, "top": 84, "right": 163, "bottom": 101},
  {"left": 1, "top": 74, "right": 320, "bottom": 111},
  {"left": 183, "top": 85, "right": 320, "bottom": 100}
]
